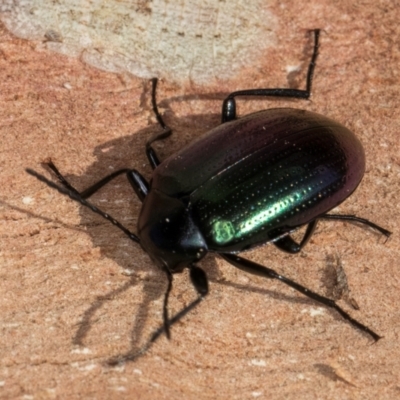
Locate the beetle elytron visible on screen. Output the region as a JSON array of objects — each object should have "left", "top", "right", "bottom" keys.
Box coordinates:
[{"left": 27, "top": 30, "right": 391, "bottom": 362}]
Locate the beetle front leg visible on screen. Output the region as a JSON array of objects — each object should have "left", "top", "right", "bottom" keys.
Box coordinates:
[
  {"left": 220, "top": 253, "right": 381, "bottom": 341},
  {"left": 46, "top": 160, "right": 150, "bottom": 202},
  {"left": 149, "top": 265, "right": 208, "bottom": 342},
  {"left": 161, "top": 265, "right": 209, "bottom": 338},
  {"left": 160, "top": 264, "right": 209, "bottom": 340},
  {"left": 107, "top": 264, "right": 209, "bottom": 364},
  {"left": 26, "top": 168, "right": 141, "bottom": 243}
]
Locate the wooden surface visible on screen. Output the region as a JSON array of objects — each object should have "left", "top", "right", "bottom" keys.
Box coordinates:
[{"left": 1, "top": 1, "right": 399, "bottom": 399}]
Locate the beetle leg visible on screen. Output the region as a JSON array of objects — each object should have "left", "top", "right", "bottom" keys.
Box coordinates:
[
  {"left": 273, "top": 220, "right": 318, "bottom": 253},
  {"left": 220, "top": 253, "right": 381, "bottom": 341},
  {"left": 146, "top": 78, "right": 173, "bottom": 169},
  {"left": 47, "top": 160, "right": 129, "bottom": 198},
  {"left": 221, "top": 29, "right": 320, "bottom": 123},
  {"left": 158, "top": 265, "right": 209, "bottom": 339},
  {"left": 107, "top": 265, "right": 209, "bottom": 364},
  {"left": 46, "top": 160, "right": 150, "bottom": 202},
  {"left": 154, "top": 265, "right": 209, "bottom": 340},
  {"left": 162, "top": 269, "right": 173, "bottom": 340},
  {"left": 274, "top": 214, "right": 391, "bottom": 254},
  {"left": 26, "top": 168, "right": 141, "bottom": 243},
  {"left": 189, "top": 264, "right": 209, "bottom": 296},
  {"left": 126, "top": 170, "right": 149, "bottom": 201},
  {"left": 319, "top": 214, "right": 391, "bottom": 238}
]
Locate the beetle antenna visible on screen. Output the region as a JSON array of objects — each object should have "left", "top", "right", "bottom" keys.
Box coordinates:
[{"left": 26, "top": 168, "right": 140, "bottom": 243}]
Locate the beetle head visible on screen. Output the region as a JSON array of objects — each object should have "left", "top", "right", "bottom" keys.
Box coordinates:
[{"left": 138, "top": 190, "right": 208, "bottom": 272}]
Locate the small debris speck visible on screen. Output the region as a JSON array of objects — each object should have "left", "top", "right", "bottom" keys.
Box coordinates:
[
  {"left": 251, "top": 359, "right": 267, "bottom": 367},
  {"left": 22, "top": 196, "right": 34, "bottom": 205}
]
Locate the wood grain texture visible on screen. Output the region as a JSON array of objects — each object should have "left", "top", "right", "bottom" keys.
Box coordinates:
[{"left": 0, "top": 1, "right": 399, "bottom": 398}]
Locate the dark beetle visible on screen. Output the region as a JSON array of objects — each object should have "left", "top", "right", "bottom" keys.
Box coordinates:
[{"left": 27, "top": 30, "right": 391, "bottom": 362}]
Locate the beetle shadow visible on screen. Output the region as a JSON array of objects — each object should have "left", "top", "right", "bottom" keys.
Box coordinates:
[{"left": 60, "top": 112, "right": 226, "bottom": 352}]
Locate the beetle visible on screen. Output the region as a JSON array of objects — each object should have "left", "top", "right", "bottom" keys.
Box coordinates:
[{"left": 27, "top": 30, "right": 391, "bottom": 362}]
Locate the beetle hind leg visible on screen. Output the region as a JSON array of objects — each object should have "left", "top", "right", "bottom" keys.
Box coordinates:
[
  {"left": 220, "top": 253, "right": 381, "bottom": 341},
  {"left": 221, "top": 29, "right": 320, "bottom": 123}
]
